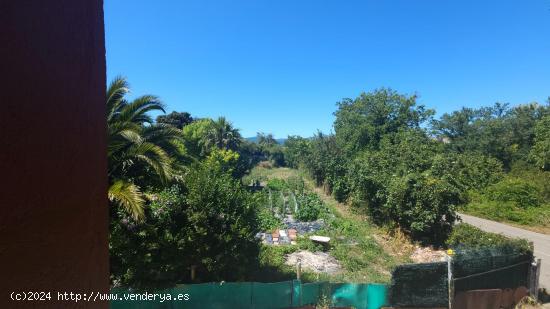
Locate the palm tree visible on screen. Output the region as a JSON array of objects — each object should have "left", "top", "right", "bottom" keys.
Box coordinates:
[
  {"left": 204, "top": 117, "right": 241, "bottom": 151},
  {"left": 107, "top": 76, "right": 182, "bottom": 220}
]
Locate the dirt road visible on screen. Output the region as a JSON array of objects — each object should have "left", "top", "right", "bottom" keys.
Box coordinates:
[{"left": 458, "top": 213, "right": 550, "bottom": 289}]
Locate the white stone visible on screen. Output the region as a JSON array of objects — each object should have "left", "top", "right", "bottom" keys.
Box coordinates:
[{"left": 309, "top": 235, "right": 330, "bottom": 243}]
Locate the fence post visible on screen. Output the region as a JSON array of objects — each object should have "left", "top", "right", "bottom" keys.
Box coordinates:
[
  {"left": 293, "top": 192, "right": 298, "bottom": 213},
  {"left": 447, "top": 250, "right": 454, "bottom": 309},
  {"left": 269, "top": 190, "right": 273, "bottom": 214},
  {"left": 296, "top": 260, "right": 302, "bottom": 281},
  {"left": 292, "top": 279, "right": 302, "bottom": 307},
  {"left": 281, "top": 191, "right": 286, "bottom": 215},
  {"left": 534, "top": 259, "right": 541, "bottom": 301},
  {"left": 190, "top": 265, "right": 197, "bottom": 281}
]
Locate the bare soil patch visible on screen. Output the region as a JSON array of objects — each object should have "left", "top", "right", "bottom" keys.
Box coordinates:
[{"left": 285, "top": 250, "right": 343, "bottom": 274}]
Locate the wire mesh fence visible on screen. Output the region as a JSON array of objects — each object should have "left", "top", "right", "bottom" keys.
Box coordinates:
[{"left": 390, "top": 245, "right": 534, "bottom": 308}]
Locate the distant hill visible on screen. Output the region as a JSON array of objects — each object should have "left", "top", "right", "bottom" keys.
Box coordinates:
[{"left": 246, "top": 136, "right": 287, "bottom": 144}]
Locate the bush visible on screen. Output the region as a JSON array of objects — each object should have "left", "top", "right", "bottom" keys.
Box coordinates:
[
  {"left": 486, "top": 177, "right": 540, "bottom": 208},
  {"left": 384, "top": 173, "right": 461, "bottom": 244},
  {"left": 332, "top": 177, "right": 350, "bottom": 203},
  {"left": 184, "top": 164, "right": 261, "bottom": 281},
  {"left": 258, "top": 208, "right": 281, "bottom": 231},
  {"left": 295, "top": 193, "right": 326, "bottom": 221},
  {"left": 430, "top": 152, "right": 504, "bottom": 192},
  {"left": 110, "top": 163, "right": 261, "bottom": 289},
  {"left": 266, "top": 178, "right": 287, "bottom": 191},
  {"left": 464, "top": 199, "right": 550, "bottom": 226},
  {"left": 286, "top": 175, "right": 305, "bottom": 194},
  {"left": 509, "top": 165, "right": 550, "bottom": 203},
  {"left": 447, "top": 223, "right": 531, "bottom": 253}
]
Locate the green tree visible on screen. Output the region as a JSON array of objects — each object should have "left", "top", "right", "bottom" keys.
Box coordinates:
[
  {"left": 530, "top": 115, "right": 550, "bottom": 170},
  {"left": 283, "top": 135, "right": 311, "bottom": 168},
  {"left": 204, "top": 117, "right": 242, "bottom": 151},
  {"left": 182, "top": 118, "right": 215, "bottom": 158},
  {"left": 255, "top": 132, "right": 285, "bottom": 166},
  {"left": 183, "top": 162, "right": 260, "bottom": 281},
  {"left": 334, "top": 88, "right": 434, "bottom": 154},
  {"left": 107, "top": 76, "right": 182, "bottom": 220},
  {"left": 256, "top": 132, "right": 278, "bottom": 147},
  {"left": 302, "top": 132, "right": 349, "bottom": 200},
  {"left": 347, "top": 129, "right": 461, "bottom": 243},
  {"left": 110, "top": 161, "right": 262, "bottom": 289},
  {"left": 430, "top": 152, "right": 504, "bottom": 193},
  {"left": 156, "top": 111, "right": 193, "bottom": 129},
  {"left": 432, "top": 102, "right": 549, "bottom": 169}
]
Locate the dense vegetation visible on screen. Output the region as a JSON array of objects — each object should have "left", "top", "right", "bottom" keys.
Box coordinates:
[
  {"left": 108, "top": 77, "right": 548, "bottom": 289},
  {"left": 108, "top": 77, "right": 268, "bottom": 289},
  {"left": 244, "top": 166, "right": 407, "bottom": 283},
  {"left": 282, "top": 89, "right": 550, "bottom": 241}
]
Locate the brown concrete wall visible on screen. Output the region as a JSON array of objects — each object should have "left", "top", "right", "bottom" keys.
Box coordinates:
[{"left": 0, "top": 1, "right": 108, "bottom": 308}]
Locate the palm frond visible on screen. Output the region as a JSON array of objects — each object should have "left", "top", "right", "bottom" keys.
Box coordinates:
[
  {"left": 129, "top": 141, "right": 173, "bottom": 182},
  {"left": 106, "top": 76, "right": 130, "bottom": 121},
  {"left": 108, "top": 179, "right": 145, "bottom": 221},
  {"left": 118, "top": 95, "right": 165, "bottom": 125}
]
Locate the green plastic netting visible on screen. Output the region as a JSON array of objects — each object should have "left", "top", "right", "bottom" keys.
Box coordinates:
[{"left": 110, "top": 281, "right": 389, "bottom": 309}]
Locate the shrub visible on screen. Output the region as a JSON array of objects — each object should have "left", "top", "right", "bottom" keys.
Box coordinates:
[
  {"left": 258, "top": 208, "right": 281, "bottom": 230},
  {"left": 447, "top": 223, "right": 531, "bottom": 253},
  {"left": 384, "top": 173, "right": 461, "bottom": 244},
  {"left": 295, "top": 193, "right": 326, "bottom": 221},
  {"left": 266, "top": 178, "right": 287, "bottom": 191},
  {"left": 509, "top": 165, "right": 550, "bottom": 203},
  {"left": 332, "top": 177, "right": 350, "bottom": 203},
  {"left": 530, "top": 115, "right": 550, "bottom": 171},
  {"left": 110, "top": 163, "right": 261, "bottom": 289},
  {"left": 430, "top": 152, "right": 504, "bottom": 192},
  {"left": 486, "top": 177, "right": 540, "bottom": 208}
]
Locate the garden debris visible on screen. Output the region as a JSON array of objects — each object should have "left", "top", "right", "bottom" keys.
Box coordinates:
[
  {"left": 257, "top": 228, "right": 298, "bottom": 245},
  {"left": 257, "top": 215, "right": 325, "bottom": 246},
  {"left": 409, "top": 246, "right": 447, "bottom": 263},
  {"left": 285, "top": 250, "right": 342, "bottom": 274},
  {"left": 284, "top": 216, "right": 325, "bottom": 234}
]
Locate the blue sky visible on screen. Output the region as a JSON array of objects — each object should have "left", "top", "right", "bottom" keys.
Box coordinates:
[{"left": 105, "top": 0, "right": 550, "bottom": 138}]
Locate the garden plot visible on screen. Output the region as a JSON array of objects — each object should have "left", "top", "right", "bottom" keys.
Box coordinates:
[
  {"left": 257, "top": 217, "right": 327, "bottom": 245},
  {"left": 256, "top": 178, "right": 329, "bottom": 245}
]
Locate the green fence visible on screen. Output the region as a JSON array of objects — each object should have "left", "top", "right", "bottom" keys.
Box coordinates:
[
  {"left": 452, "top": 247, "right": 532, "bottom": 292},
  {"left": 390, "top": 261, "right": 449, "bottom": 308},
  {"left": 390, "top": 247, "right": 533, "bottom": 308},
  {"left": 110, "top": 281, "right": 388, "bottom": 309}
]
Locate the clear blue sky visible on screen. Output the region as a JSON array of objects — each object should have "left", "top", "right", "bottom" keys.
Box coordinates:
[{"left": 105, "top": 0, "right": 550, "bottom": 138}]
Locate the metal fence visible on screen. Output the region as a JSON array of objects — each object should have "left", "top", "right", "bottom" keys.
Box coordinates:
[{"left": 390, "top": 247, "right": 534, "bottom": 308}]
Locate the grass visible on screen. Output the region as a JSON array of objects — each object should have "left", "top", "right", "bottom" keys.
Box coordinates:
[
  {"left": 248, "top": 165, "right": 414, "bottom": 283},
  {"left": 461, "top": 200, "right": 550, "bottom": 234},
  {"left": 243, "top": 165, "right": 298, "bottom": 184}
]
